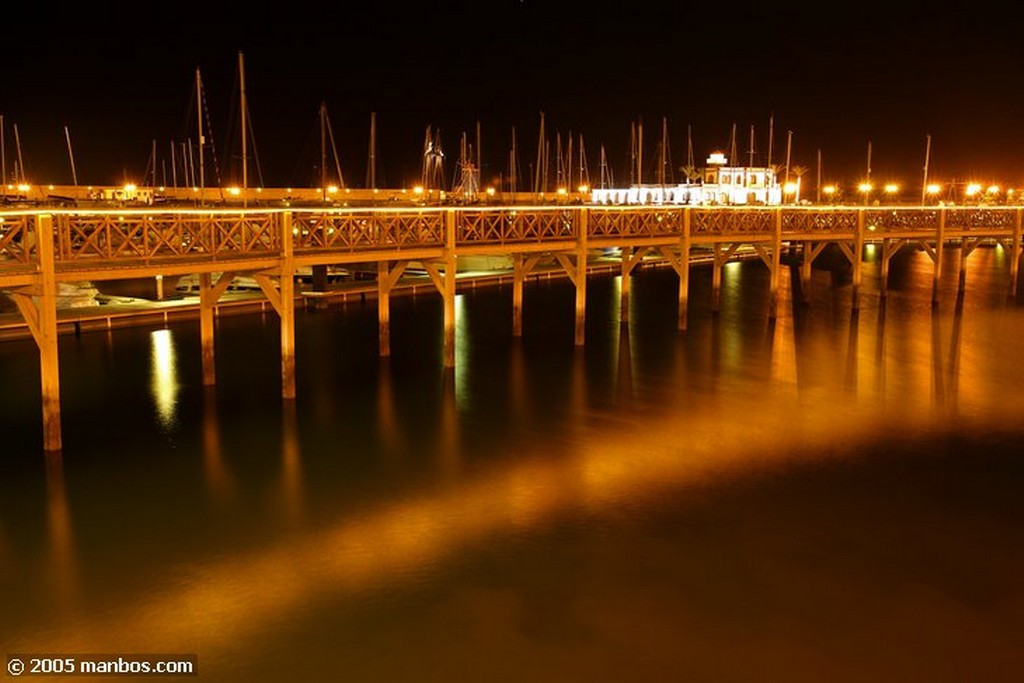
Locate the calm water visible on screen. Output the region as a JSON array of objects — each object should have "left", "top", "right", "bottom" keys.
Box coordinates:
[{"left": 2, "top": 248, "right": 1023, "bottom": 681}]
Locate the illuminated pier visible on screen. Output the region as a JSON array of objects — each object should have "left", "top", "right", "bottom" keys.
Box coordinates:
[{"left": 1, "top": 203, "right": 1022, "bottom": 452}]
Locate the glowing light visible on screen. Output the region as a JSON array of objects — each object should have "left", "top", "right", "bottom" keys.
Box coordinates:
[
  {"left": 823, "top": 185, "right": 836, "bottom": 195},
  {"left": 926, "top": 184, "right": 942, "bottom": 195},
  {"left": 577, "top": 184, "right": 590, "bottom": 193},
  {"left": 987, "top": 185, "right": 1000, "bottom": 194},
  {"left": 228, "top": 187, "right": 241, "bottom": 196},
  {"left": 486, "top": 187, "right": 496, "bottom": 196},
  {"left": 783, "top": 182, "right": 798, "bottom": 195},
  {"left": 16, "top": 183, "right": 31, "bottom": 192},
  {"left": 858, "top": 182, "right": 873, "bottom": 194},
  {"left": 326, "top": 185, "right": 339, "bottom": 194},
  {"left": 557, "top": 187, "right": 568, "bottom": 195},
  {"left": 412, "top": 186, "right": 424, "bottom": 195},
  {"left": 884, "top": 183, "right": 899, "bottom": 194},
  {"left": 966, "top": 183, "right": 982, "bottom": 197}
]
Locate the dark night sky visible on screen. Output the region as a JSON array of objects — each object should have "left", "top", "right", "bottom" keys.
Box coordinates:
[{"left": 4, "top": 2, "right": 1023, "bottom": 192}]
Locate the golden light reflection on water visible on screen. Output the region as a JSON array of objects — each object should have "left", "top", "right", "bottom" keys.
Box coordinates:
[
  {"left": 11, "top": 250, "right": 1024, "bottom": 659},
  {"left": 201, "top": 386, "right": 236, "bottom": 507},
  {"left": 9, "top": 374, "right": 957, "bottom": 655},
  {"left": 149, "top": 328, "right": 179, "bottom": 428},
  {"left": 44, "top": 453, "right": 77, "bottom": 608}
]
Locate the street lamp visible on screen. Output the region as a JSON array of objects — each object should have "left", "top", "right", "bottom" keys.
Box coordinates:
[
  {"left": 884, "top": 183, "right": 899, "bottom": 203},
  {"left": 858, "top": 181, "right": 873, "bottom": 205}
]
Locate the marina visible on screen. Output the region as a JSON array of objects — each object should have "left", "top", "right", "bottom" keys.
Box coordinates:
[{"left": 3, "top": 11, "right": 1024, "bottom": 679}]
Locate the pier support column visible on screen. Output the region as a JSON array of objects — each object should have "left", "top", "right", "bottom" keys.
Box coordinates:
[
  {"left": 933, "top": 209, "right": 946, "bottom": 305},
  {"left": 711, "top": 243, "right": 740, "bottom": 314},
  {"left": 712, "top": 245, "right": 723, "bottom": 313},
  {"left": 38, "top": 216, "right": 61, "bottom": 452},
  {"left": 257, "top": 214, "right": 297, "bottom": 399},
  {"left": 312, "top": 264, "right": 328, "bottom": 292},
  {"left": 1010, "top": 209, "right": 1022, "bottom": 297},
  {"left": 443, "top": 210, "right": 457, "bottom": 368},
  {"left": 377, "top": 260, "right": 409, "bottom": 357},
  {"left": 852, "top": 212, "right": 864, "bottom": 310},
  {"left": 513, "top": 254, "right": 524, "bottom": 337},
  {"left": 199, "top": 273, "right": 216, "bottom": 385},
  {"left": 511, "top": 253, "right": 539, "bottom": 338},
  {"left": 379, "top": 261, "right": 391, "bottom": 357},
  {"left": 199, "top": 271, "right": 235, "bottom": 386},
  {"left": 10, "top": 215, "right": 63, "bottom": 451},
  {"left": 12, "top": 215, "right": 64, "bottom": 452},
  {"left": 575, "top": 209, "right": 588, "bottom": 346},
  {"left": 620, "top": 246, "right": 632, "bottom": 322},
  {"left": 280, "top": 213, "right": 296, "bottom": 399},
  {"left": 800, "top": 242, "right": 813, "bottom": 303},
  {"left": 769, "top": 209, "right": 783, "bottom": 318},
  {"left": 679, "top": 209, "right": 690, "bottom": 330},
  {"left": 879, "top": 239, "right": 891, "bottom": 298}
]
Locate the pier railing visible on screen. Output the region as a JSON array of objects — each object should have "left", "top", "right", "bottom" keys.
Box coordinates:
[
  {"left": 2, "top": 205, "right": 1023, "bottom": 283},
  {"left": 3, "top": 203, "right": 1022, "bottom": 455}
]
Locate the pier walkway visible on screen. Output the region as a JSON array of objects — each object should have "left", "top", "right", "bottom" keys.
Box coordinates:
[{"left": 2, "top": 204, "right": 1021, "bottom": 452}]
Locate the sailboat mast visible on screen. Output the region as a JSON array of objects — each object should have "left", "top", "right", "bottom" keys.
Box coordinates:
[
  {"left": 534, "top": 112, "right": 545, "bottom": 195},
  {"left": 921, "top": 134, "right": 931, "bottom": 204},
  {"left": 660, "top": 116, "right": 667, "bottom": 187},
  {"left": 170, "top": 141, "right": 177, "bottom": 189},
  {"left": 196, "top": 68, "right": 205, "bottom": 203},
  {"left": 509, "top": 126, "right": 517, "bottom": 195},
  {"left": 637, "top": 117, "right": 643, "bottom": 186},
  {"left": 367, "top": 112, "right": 377, "bottom": 190},
  {"left": 13, "top": 123, "right": 24, "bottom": 185},
  {"left": 748, "top": 124, "right": 755, "bottom": 168},
  {"left": 686, "top": 124, "right": 694, "bottom": 170},
  {"left": 238, "top": 51, "right": 248, "bottom": 204},
  {"left": 784, "top": 130, "right": 793, "bottom": 186},
  {"left": 767, "top": 114, "right": 774, "bottom": 168},
  {"left": 320, "top": 102, "right": 327, "bottom": 202},
  {"left": 1, "top": 114, "right": 5, "bottom": 200},
  {"left": 63, "top": 126, "right": 77, "bottom": 185}
]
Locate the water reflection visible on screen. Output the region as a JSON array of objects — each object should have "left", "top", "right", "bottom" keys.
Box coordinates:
[
  {"left": 845, "top": 309, "right": 860, "bottom": 394},
  {"left": 280, "top": 399, "right": 305, "bottom": 524},
  {"left": 3, "top": 250, "right": 1023, "bottom": 679},
  {"left": 376, "top": 358, "right": 403, "bottom": 460},
  {"left": 615, "top": 322, "right": 633, "bottom": 410},
  {"left": 149, "top": 328, "right": 179, "bottom": 430},
  {"left": 202, "top": 386, "right": 235, "bottom": 507},
  {"left": 44, "top": 453, "right": 77, "bottom": 607}
]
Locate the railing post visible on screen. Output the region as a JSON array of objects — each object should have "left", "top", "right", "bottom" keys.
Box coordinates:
[{"left": 37, "top": 215, "right": 62, "bottom": 452}]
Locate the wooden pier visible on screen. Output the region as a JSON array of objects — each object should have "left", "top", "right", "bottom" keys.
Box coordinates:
[{"left": 2, "top": 203, "right": 1021, "bottom": 452}]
